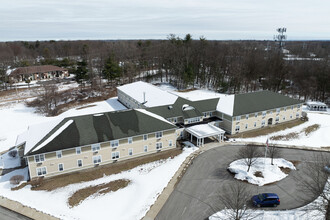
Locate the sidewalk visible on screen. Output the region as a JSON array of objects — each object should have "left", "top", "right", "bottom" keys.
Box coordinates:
[
  {"left": 142, "top": 142, "right": 225, "bottom": 220},
  {"left": 0, "top": 196, "right": 59, "bottom": 220}
]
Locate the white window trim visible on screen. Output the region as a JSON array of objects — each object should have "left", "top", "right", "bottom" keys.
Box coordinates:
[
  {"left": 144, "top": 145, "right": 148, "bottom": 152},
  {"left": 34, "top": 154, "right": 45, "bottom": 163},
  {"left": 169, "top": 140, "right": 173, "bottom": 147},
  {"left": 143, "top": 134, "right": 148, "bottom": 141},
  {"left": 76, "top": 147, "right": 81, "bottom": 155},
  {"left": 156, "top": 142, "right": 163, "bottom": 150},
  {"left": 111, "top": 140, "right": 119, "bottom": 148},
  {"left": 36, "top": 167, "right": 47, "bottom": 176},
  {"left": 93, "top": 155, "right": 102, "bottom": 164},
  {"left": 56, "top": 150, "right": 62, "bottom": 159},
  {"left": 111, "top": 151, "right": 120, "bottom": 160},
  {"left": 77, "top": 159, "right": 83, "bottom": 167},
  {"left": 91, "top": 143, "right": 101, "bottom": 152},
  {"left": 58, "top": 163, "right": 64, "bottom": 171},
  {"left": 128, "top": 137, "right": 133, "bottom": 144},
  {"left": 156, "top": 131, "right": 163, "bottom": 138},
  {"left": 128, "top": 148, "right": 133, "bottom": 156}
]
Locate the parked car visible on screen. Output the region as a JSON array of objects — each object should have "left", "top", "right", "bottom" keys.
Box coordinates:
[{"left": 252, "top": 193, "right": 280, "bottom": 207}]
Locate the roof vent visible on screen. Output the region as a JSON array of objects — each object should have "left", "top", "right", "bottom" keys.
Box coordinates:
[
  {"left": 168, "top": 105, "right": 173, "bottom": 109},
  {"left": 182, "top": 104, "right": 195, "bottom": 111}
]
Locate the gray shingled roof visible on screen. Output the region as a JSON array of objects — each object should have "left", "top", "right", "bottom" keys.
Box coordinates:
[
  {"left": 25, "top": 109, "right": 176, "bottom": 156},
  {"left": 147, "top": 97, "right": 220, "bottom": 119},
  {"left": 232, "top": 90, "right": 304, "bottom": 116}
]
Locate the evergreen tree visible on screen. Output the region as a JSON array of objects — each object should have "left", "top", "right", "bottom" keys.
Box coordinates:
[
  {"left": 75, "top": 60, "right": 89, "bottom": 83},
  {"left": 102, "top": 56, "right": 122, "bottom": 85}
]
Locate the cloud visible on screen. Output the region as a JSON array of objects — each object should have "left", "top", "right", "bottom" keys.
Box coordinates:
[{"left": 1, "top": 0, "right": 329, "bottom": 41}]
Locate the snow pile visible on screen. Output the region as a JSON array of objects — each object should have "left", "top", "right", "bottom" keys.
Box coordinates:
[
  {"left": 228, "top": 158, "right": 296, "bottom": 186},
  {"left": 239, "top": 112, "right": 330, "bottom": 148},
  {"left": 0, "top": 147, "right": 196, "bottom": 220}
]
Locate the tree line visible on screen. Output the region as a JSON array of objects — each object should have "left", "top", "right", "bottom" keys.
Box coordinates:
[{"left": 0, "top": 35, "right": 329, "bottom": 102}]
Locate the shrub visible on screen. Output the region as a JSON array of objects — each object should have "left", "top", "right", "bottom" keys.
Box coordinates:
[
  {"left": 10, "top": 175, "right": 24, "bottom": 185},
  {"left": 30, "top": 177, "right": 44, "bottom": 189}
]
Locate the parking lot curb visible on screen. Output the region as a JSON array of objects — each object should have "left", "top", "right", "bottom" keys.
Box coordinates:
[{"left": 0, "top": 196, "right": 59, "bottom": 220}]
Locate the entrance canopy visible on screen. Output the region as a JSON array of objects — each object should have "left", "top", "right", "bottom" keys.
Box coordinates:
[{"left": 185, "top": 123, "right": 225, "bottom": 146}]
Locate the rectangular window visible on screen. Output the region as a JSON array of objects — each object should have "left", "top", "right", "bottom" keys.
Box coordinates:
[
  {"left": 290, "top": 115, "right": 293, "bottom": 119},
  {"left": 169, "top": 140, "right": 173, "bottom": 147},
  {"left": 269, "top": 111, "right": 273, "bottom": 115},
  {"left": 276, "top": 108, "right": 280, "bottom": 115},
  {"left": 143, "top": 134, "right": 148, "bottom": 141},
  {"left": 276, "top": 116, "right": 279, "bottom": 122},
  {"left": 261, "top": 120, "right": 265, "bottom": 127},
  {"left": 111, "top": 152, "right": 119, "bottom": 160},
  {"left": 110, "top": 140, "right": 119, "bottom": 148},
  {"left": 204, "top": 112, "right": 207, "bottom": 117},
  {"left": 296, "top": 113, "right": 300, "bottom": 118},
  {"left": 297, "top": 104, "right": 301, "bottom": 109},
  {"left": 77, "top": 159, "right": 83, "bottom": 167},
  {"left": 58, "top": 163, "right": 64, "bottom": 171},
  {"left": 283, "top": 116, "right": 286, "bottom": 121},
  {"left": 236, "top": 116, "right": 241, "bottom": 121},
  {"left": 254, "top": 122, "right": 257, "bottom": 127},
  {"left": 210, "top": 112, "right": 213, "bottom": 116},
  {"left": 235, "top": 125, "right": 240, "bottom": 132},
  {"left": 156, "top": 131, "right": 163, "bottom": 138},
  {"left": 34, "top": 154, "right": 45, "bottom": 163},
  {"left": 144, "top": 145, "right": 148, "bottom": 152},
  {"left": 93, "top": 155, "right": 102, "bottom": 164},
  {"left": 291, "top": 106, "right": 294, "bottom": 110},
  {"left": 255, "top": 113, "right": 258, "bottom": 118},
  {"left": 91, "top": 143, "right": 100, "bottom": 152},
  {"left": 128, "top": 148, "right": 133, "bottom": 156},
  {"left": 36, "top": 167, "right": 47, "bottom": 176},
  {"left": 262, "top": 111, "right": 266, "bottom": 118},
  {"left": 245, "top": 124, "right": 248, "bottom": 129},
  {"left": 76, "top": 147, "right": 81, "bottom": 155},
  {"left": 56, "top": 151, "right": 62, "bottom": 159},
  {"left": 246, "top": 114, "right": 249, "bottom": 120},
  {"left": 174, "top": 118, "right": 177, "bottom": 123},
  {"left": 128, "top": 137, "right": 133, "bottom": 144},
  {"left": 156, "top": 142, "right": 163, "bottom": 150},
  {"left": 284, "top": 107, "right": 287, "bottom": 111}
]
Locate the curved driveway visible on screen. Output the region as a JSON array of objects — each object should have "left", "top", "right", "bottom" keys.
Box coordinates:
[{"left": 156, "top": 145, "right": 328, "bottom": 220}]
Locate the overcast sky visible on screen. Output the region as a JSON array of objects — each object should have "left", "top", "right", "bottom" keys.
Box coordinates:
[{"left": 1, "top": 0, "right": 330, "bottom": 41}]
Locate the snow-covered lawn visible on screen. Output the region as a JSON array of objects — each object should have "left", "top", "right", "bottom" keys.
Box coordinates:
[
  {"left": 0, "top": 97, "right": 126, "bottom": 152},
  {"left": 0, "top": 147, "right": 196, "bottom": 220},
  {"left": 237, "top": 112, "right": 330, "bottom": 148},
  {"left": 228, "top": 158, "right": 296, "bottom": 186}
]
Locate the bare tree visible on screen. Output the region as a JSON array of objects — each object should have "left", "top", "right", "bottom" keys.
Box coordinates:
[
  {"left": 296, "top": 153, "right": 330, "bottom": 219},
  {"left": 237, "top": 145, "right": 262, "bottom": 172},
  {"left": 268, "top": 145, "right": 282, "bottom": 165},
  {"left": 215, "top": 181, "right": 256, "bottom": 220}
]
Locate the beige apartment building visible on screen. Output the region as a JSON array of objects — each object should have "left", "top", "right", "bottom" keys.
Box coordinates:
[{"left": 22, "top": 109, "right": 177, "bottom": 179}]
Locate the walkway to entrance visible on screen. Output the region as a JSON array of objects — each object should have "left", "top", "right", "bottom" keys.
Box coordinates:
[{"left": 185, "top": 123, "right": 225, "bottom": 147}]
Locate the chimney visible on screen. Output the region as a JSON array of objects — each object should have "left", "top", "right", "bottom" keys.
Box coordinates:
[{"left": 143, "top": 92, "right": 146, "bottom": 103}]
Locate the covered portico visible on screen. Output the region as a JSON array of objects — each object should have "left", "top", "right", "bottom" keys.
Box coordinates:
[{"left": 185, "top": 123, "right": 225, "bottom": 147}]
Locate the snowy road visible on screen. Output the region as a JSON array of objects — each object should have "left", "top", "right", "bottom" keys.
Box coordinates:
[{"left": 156, "top": 145, "right": 329, "bottom": 220}]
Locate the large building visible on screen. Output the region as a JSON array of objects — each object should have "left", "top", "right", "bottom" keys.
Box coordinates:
[
  {"left": 9, "top": 65, "right": 68, "bottom": 82},
  {"left": 17, "top": 81, "right": 303, "bottom": 179},
  {"left": 18, "top": 109, "right": 177, "bottom": 179}
]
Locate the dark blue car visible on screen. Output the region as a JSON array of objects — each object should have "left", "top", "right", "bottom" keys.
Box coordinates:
[{"left": 252, "top": 193, "right": 280, "bottom": 207}]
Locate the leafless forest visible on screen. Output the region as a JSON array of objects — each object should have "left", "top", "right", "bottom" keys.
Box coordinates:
[{"left": 0, "top": 35, "right": 329, "bottom": 103}]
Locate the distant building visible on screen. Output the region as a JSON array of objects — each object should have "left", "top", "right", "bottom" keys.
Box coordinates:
[
  {"left": 9, "top": 65, "right": 68, "bottom": 82},
  {"left": 306, "top": 101, "right": 327, "bottom": 112}
]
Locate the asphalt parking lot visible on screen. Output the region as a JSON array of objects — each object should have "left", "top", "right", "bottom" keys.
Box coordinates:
[{"left": 156, "top": 145, "right": 328, "bottom": 220}]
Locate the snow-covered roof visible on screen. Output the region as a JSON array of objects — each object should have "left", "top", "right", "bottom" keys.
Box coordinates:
[
  {"left": 117, "top": 81, "right": 178, "bottom": 107},
  {"left": 185, "top": 124, "right": 225, "bottom": 138},
  {"left": 16, "top": 119, "right": 62, "bottom": 155},
  {"left": 306, "top": 101, "right": 327, "bottom": 107},
  {"left": 216, "top": 94, "right": 235, "bottom": 116}
]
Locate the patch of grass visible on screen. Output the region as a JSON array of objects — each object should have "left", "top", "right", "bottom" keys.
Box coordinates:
[
  {"left": 26, "top": 148, "right": 182, "bottom": 191},
  {"left": 254, "top": 171, "right": 264, "bottom": 178},
  {"left": 279, "top": 167, "right": 292, "bottom": 174},
  {"left": 302, "top": 124, "right": 320, "bottom": 136},
  {"left": 270, "top": 132, "right": 299, "bottom": 141},
  {"left": 68, "top": 179, "right": 130, "bottom": 207},
  {"left": 230, "top": 119, "right": 305, "bottom": 139}
]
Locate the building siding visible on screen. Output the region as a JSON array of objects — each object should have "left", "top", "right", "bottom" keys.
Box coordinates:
[{"left": 27, "top": 129, "right": 177, "bottom": 179}]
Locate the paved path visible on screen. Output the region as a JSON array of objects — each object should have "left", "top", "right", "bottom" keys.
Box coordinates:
[
  {"left": 0, "top": 206, "right": 32, "bottom": 220},
  {"left": 155, "top": 145, "right": 328, "bottom": 220}
]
